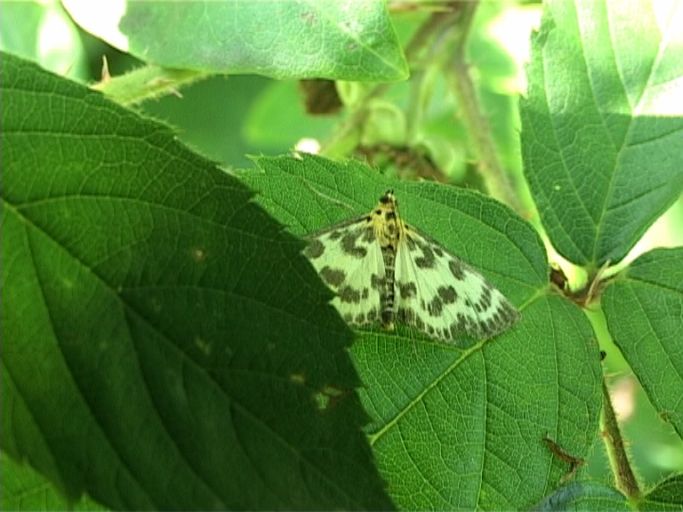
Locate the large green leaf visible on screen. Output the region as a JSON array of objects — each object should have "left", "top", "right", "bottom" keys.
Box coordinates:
[
  {"left": 238, "top": 155, "right": 604, "bottom": 509},
  {"left": 0, "top": 53, "right": 393, "bottom": 510},
  {"left": 602, "top": 248, "right": 683, "bottom": 439},
  {"left": 62, "top": 0, "right": 408, "bottom": 81},
  {"left": 521, "top": 0, "right": 683, "bottom": 268}
]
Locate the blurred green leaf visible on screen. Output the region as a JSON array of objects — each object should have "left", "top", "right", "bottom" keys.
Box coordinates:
[
  {"left": 62, "top": 0, "right": 408, "bottom": 81},
  {"left": 0, "top": 0, "right": 87, "bottom": 80},
  {"left": 640, "top": 473, "right": 683, "bottom": 511},
  {"left": 0, "top": 452, "right": 106, "bottom": 511},
  {"left": 531, "top": 481, "right": 629, "bottom": 511},
  {"left": 469, "top": 1, "right": 524, "bottom": 177},
  {"left": 0, "top": 53, "right": 393, "bottom": 510},
  {"left": 243, "top": 81, "right": 337, "bottom": 150},
  {"left": 238, "top": 154, "right": 604, "bottom": 509},
  {"left": 602, "top": 248, "right": 683, "bottom": 439},
  {"left": 521, "top": 0, "right": 683, "bottom": 267},
  {"left": 140, "top": 75, "right": 271, "bottom": 169}
]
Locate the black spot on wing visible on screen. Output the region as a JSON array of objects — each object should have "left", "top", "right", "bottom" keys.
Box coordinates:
[
  {"left": 476, "top": 286, "right": 493, "bottom": 312},
  {"left": 449, "top": 259, "right": 466, "bottom": 280},
  {"left": 427, "top": 295, "right": 443, "bottom": 316},
  {"left": 398, "top": 282, "right": 417, "bottom": 299},
  {"left": 338, "top": 286, "right": 361, "bottom": 303},
  {"left": 341, "top": 230, "right": 367, "bottom": 258},
  {"left": 320, "top": 266, "right": 345, "bottom": 287},
  {"left": 437, "top": 285, "right": 457, "bottom": 304},
  {"left": 455, "top": 299, "right": 520, "bottom": 340},
  {"left": 304, "top": 239, "right": 325, "bottom": 259},
  {"left": 414, "top": 240, "right": 436, "bottom": 268}
]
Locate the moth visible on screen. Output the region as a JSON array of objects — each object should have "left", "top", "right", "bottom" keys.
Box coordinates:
[{"left": 304, "top": 190, "right": 520, "bottom": 344}]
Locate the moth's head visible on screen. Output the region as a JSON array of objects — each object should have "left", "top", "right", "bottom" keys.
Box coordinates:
[{"left": 378, "top": 189, "right": 398, "bottom": 208}]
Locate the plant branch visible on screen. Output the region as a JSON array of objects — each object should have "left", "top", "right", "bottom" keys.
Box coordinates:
[
  {"left": 601, "top": 379, "right": 640, "bottom": 499},
  {"left": 445, "top": 1, "right": 522, "bottom": 213},
  {"left": 321, "top": 9, "right": 460, "bottom": 158}
]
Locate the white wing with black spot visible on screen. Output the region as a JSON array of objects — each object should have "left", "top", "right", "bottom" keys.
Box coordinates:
[
  {"left": 304, "top": 218, "right": 385, "bottom": 326},
  {"left": 394, "top": 225, "right": 519, "bottom": 344}
]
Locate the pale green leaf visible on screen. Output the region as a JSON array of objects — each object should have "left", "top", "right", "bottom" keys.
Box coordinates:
[
  {"left": 62, "top": 0, "right": 408, "bottom": 81},
  {"left": 521, "top": 0, "right": 683, "bottom": 267}
]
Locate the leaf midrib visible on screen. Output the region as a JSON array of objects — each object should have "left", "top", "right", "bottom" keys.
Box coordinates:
[{"left": 367, "top": 292, "right": 542, "bottom": 448}]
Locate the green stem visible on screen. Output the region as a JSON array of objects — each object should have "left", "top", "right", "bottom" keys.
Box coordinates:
[
  {"left": 93, "top": 64, "right": 209, "bottom": 106},
  {"left": 445, "top": 1, "right": 522, "bottom": 213},
  {"left": 601, "top": 379, "right": 640, "bottom": 499}
]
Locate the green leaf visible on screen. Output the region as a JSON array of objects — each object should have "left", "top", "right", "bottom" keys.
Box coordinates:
[
  {"left": 531, "top": 481, "right": 629, "bottom": 511},
  {"left": 521, "top": 0, "right": 683, "bottom": 267},
  {"left": 0, "top": 0, "right": 88, "bottom": 81},
  {"left": 62, "top": 0, "right": 408, "bottom": 81},
  {"left": 602, "top": 247, "right": 683, "bottom": 439},
  {"left": 0, "top": 53, "right": 393, "bottom": 510},
  {"left": 640, "top": 473, "right": 683, "bottom": 511},
  {"left": 0, "top": 452, "right": 107, "bottom": 511},
  {"left": 238, "top": 155, "right": 604, "bottom": 509}
]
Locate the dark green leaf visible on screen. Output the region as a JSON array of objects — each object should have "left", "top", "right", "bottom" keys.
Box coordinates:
[
  {"left": 238, "top": 154, "right": 604, "bottom": 509},
  {"left": 0, "top": 53, "right": 392, "bottom": 510},
  {"left": 640, "top": 473, "right": 683, "bottom": 511},
  {"left": 0, "top": 452, "right": 106, "bottom": 511},
  {"left": 521, "top": 0, "right": 683, "bottom": 267},
  {"left": 531, "top": 481, "right": 629, "bottom": 511},
  {"left": 63, "top": 0, "right": 408, "bottom": 81},
  {"left": 602, "top": 248, "right": 683, "bottom": 439}
]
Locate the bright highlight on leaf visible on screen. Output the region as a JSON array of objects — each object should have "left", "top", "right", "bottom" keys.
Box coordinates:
[{"left": 304, "top": 190, "right": 520, "bottom": 343}]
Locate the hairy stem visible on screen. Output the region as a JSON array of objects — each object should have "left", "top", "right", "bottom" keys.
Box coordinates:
[
  {"left": 601, "top": 380, "right": 640, "bottom": 498},
  {"left": 92, "top": 62, "right": 208, "bottom": 106},
  {"left": 446, "top": 1, "right": 522, "bottom": 212}
]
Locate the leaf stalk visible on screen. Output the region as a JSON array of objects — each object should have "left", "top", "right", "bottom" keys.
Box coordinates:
[
  {"left": 445, "top": 1, "right": 522, "bottom": 213},
  {"left": 600, "top": 379, "right": 640, "bottom": 499}
]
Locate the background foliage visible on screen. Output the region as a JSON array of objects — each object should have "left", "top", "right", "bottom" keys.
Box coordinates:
[{"left": 1, "top": 0, "right": 682, "bottom": 510}]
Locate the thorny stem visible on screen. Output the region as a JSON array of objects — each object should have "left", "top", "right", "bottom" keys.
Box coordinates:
[
  {"left": 601, "top": 379, "right": 640, "bottom": 499},
  {"left": 446, "top": 1, "right": 523, "bottom": 213}
]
